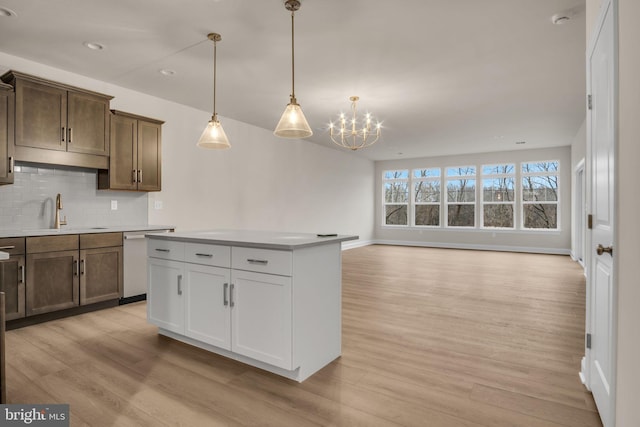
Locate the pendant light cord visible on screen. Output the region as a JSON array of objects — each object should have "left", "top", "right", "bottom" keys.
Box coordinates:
[
  {"left": 213, "top": 38, "right": 217, "bottom": 117},
  {"left": 290, "top": 10, "right": 295, "bottom": 101}
]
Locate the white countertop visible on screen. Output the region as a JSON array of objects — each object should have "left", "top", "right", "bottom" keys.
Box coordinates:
[
  {"left": 0, "top": 225, "right": 175, "bottom": 238},
  {"left": 146, "top": 229, "right": 358, "bottom": 250},
  {"left": 0, "top": 251, "right": 8, "bottom": 260}
]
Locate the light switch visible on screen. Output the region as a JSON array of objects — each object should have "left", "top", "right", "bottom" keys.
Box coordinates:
[
  {"left": 111, "top": 200, "right": 118, "bottom": 210},
  {"left": 154, "top": 200, "right": 163, "bottom": 210}
]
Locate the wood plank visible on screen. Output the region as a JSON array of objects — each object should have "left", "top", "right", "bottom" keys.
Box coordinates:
[{"left": 3, "top": 246, "right": 600, "bottom": 426}]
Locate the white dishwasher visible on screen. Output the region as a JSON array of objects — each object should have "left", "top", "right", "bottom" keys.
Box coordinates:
[{"left": 122, "top": 229, "right": 172, "bottom": 303}]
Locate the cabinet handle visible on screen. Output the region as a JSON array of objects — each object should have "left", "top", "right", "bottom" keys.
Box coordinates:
[
  {"left": 8, "top": 156, "right": 13, "bottom": 174},
  {"left": 177, "top": 274, "right": 183, "bottom": 295},
  {"left": 223, "top": 282, "right": 229, "bottom": 306},
  {"left": 73, "top": 259, "right": 78, "bottom": 276},
  {"left": 0, "top": 246, "right": 15, "bottom": 250},
  {"left": 68, "top": 127, "right": 72, "bottom": 143},
  {"left": 132, "top": 169, "right": 137, "bottom": 183},
  {"left": 230, "top": 283, "right": 235, "bottom": 307},
  {"left": 247, "top": 259, "right": 268, "bottom": 265},
  {"left": 19, "top": 264, "right": 24, "bottom": 284},
  {"left": 80, "top": 259, "right": 85, "bottom": 275},
  {"left": 195, "top": 253, "right": 213, "bottom": 258},
  {"left": 61, "top": 127, "right": 65, "bottom": 142},
  {"left": 155, "top": 248, "right": 170, "bottom": 253},
  {"left": 138, "top": 169, "right": 143, "bottom": 184}
]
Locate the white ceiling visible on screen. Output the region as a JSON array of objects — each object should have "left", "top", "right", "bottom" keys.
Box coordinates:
[{"left": 0, "top": 0, "right": 586, "bottom": 161}]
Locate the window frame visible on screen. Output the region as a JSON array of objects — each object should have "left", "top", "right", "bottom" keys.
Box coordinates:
[
  {"left": 382, "top": 169, "right": 410, "bottom": 227},
  {"left": 412, "top": 168, "right": 442, "bottom": 227},
  {"left": 481, "top": 164, "right": 516, "bottom": 230},
  {"left": 445, "top": 166, "right": 477, "bottom": 228},
  {"left": 520, "top": 160, "right": 560, "bottom": 231}
]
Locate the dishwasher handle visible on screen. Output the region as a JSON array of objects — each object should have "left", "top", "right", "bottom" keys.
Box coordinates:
[{"left": 124, "top": 235, "right": 147, "bottom": 240}]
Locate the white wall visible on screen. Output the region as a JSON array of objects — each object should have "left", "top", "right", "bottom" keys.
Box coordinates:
[
  {"left": 570, "top": 120, "right": 587, "bottom": 261},
  {"left": 374, "top": 146, "right": 572, "bottom": 253},
  {"left": 0, "top": 52, "right": 375, "bottom": 244},
  {"left": 614, "top": 0, "right": 640, "bottom": 425}
]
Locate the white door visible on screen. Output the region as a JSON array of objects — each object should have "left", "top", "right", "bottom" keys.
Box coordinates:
[
  {"left": 184, "top": 263, "right": 231, "bottom": 349},
  {"left": 587, "top": 1, "right": 616, "bottom": 425},
  {"left": 147, "top": 258, "right": 184, "bottom": 334},
  {"left": 231, "top": 270, "right": 292, "bottom": 370}
]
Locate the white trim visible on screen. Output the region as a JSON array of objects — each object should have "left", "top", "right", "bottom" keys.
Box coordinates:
[
  {"left": 372, "top": 239, "right": 570, "bottom": 255},
  {"left": 341, "top": 239, "right": 374, "bottom": 250}
]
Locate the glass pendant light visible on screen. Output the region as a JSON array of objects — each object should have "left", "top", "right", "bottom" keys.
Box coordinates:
[
  {"left": 197, "top": 32, "right": 230, "bottom": 149},
  {"left": 274, "top": 0, "right": 313, "bottom": 139}
]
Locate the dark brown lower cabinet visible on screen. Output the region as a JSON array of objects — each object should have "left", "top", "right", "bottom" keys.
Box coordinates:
[
  {"left": 26, "top": 249, "right": 79, "bottom": 316},
  {"left": 79, "top": 232, "right": 122, "bottom": 305},
  {"left": 0, "top": 237, "right": 26, "bottom": 320},
  {"left": 24, "top": 232, "right": 123, "bottom": 317}
]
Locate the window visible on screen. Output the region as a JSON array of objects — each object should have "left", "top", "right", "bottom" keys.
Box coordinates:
[
  {"left": 413, "top": 168, "right": 440, "bottom": 226},
  {"left": 482, "top": 164, "right": 515, "bottom": 228},
  {"left": 521, "top": 161, "right": 559, "bottom": 229},
  {"left": 383, "top": 170, "right": 409, "bottom": 225},
  {"left": 446, "top": 166, "right": 476, "bottom": 227}
]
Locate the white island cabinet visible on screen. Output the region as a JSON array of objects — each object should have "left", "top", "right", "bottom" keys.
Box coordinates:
[{"left": 146, "top": 230, "right": 358, "bottom": 382}]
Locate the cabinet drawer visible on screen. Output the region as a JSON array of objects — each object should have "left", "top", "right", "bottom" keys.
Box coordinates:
[
  {"left": 185, "top": 243, "right": 230, "bottom": 268},
  {"left": 80, "top": 232, "right": 123, "bottom": 249},
  {"left": 26, "top": 234, "right": 79, "bottom": 253},
  {"left": 0, "top": 237, "right": 25, "bottom": 255},
  {"left": 148, "top": 239, "right": 184, "bottom": 261},
  {"left": 232, "top": 247, "right": 292, "bottom": 276}
]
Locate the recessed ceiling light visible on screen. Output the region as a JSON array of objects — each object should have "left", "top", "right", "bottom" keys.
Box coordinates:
[
  {"left": 159, "top": 69, "right": 176, "bottom": 76},
  {"left": 0, "top": 7, "right": 17, "bottom": 17},
  {"left": 551, "top": 14, "right": 570, "bottom": 25},
  {"left": 83, "top": 41, "right": 106, "bottom": 51},
  {"left": 515, "top": 141, "right": 526, "bottom": 145}
]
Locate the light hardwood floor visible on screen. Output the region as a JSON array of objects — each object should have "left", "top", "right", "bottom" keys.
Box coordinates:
[{"left": 6, "top": 245, "right": 601, "bottom": 426}]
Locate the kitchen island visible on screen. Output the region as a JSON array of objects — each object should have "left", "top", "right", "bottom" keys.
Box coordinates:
[{"left": 146, "top": 230, "right": 358, "bottom": 382}]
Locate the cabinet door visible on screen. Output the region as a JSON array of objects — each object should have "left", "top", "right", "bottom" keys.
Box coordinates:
[
  {"left": 185, "top": 264, "right": 231, "bottom": 349},
  {"left": 0, "top": 87, "right": 14, "bottom": 185},
  {"left": 80, "top": 246, "right": 122, "bottom": 305},
  {"left": 108, "top": 114, "right": 138, "bottom": 191},
  {"left": 67, "top": 91, "right": 110, "bottom": 156},
  {"left": 231, "top": 270, "right": 292, "bottom": 370},
  {"left": 15, "top": 79, "right": 66, "bottom": 151},
  {"left": 137, "top": 120, "right": 161, "bottom": 191},
  {"left": 0, "top": 255, "right": 25, "bottom": 320},
  {"left": 26, "top": 250, "right": 79, "bottom": 316},
  {"left": 147, "top": 258, "right": 184, "bottom": 334}
]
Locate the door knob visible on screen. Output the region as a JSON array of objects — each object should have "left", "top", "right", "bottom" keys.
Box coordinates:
[{"left": 596, "top": 244, "right": 613, "bottom": 256}]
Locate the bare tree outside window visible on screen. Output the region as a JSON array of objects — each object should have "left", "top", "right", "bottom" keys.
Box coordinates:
[
  {"left": 414, "top": 168, "right": 440, "bottom": 226},
  {"left": 383, "top": 170, "right": 409, "bottom": 225},
  {"left": 482, "top": 164, "right": 515, "bottom": 228},
  {"left": 446, "top": 167, "right": 475, "bottom": 227},
  {"left": 522, "top": 161, "right": 559, "bottom": 229}
]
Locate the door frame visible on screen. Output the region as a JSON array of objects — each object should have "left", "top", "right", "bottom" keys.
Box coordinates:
[
  {"left": 581, "top": 1, "right": 618, "bottom": 426},
  {"left": 573, "top": 158, "right": 586, "bottom": 268}
]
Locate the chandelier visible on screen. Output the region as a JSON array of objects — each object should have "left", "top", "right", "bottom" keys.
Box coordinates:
[{"left": 329, "top": 96, "right": 381, "bottom": 150}]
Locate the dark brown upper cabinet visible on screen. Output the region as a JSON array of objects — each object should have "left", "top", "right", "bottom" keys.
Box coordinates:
[
  {"left": 98, "top": 110, "right": 163, "bottom": 192},
  {"left": 0, "top": 82, "right": 14, "bottom": 185},
  {"left": 1, "top": 71, "right": 113, "bottom": 170}
]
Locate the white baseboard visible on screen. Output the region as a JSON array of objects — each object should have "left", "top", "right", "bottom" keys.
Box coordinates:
[
  {"left": 342, "top": 239, "right": 374, "bottom": 250},
  {"left": 372, "top": 239, "right": 571, "bottom": 255}
]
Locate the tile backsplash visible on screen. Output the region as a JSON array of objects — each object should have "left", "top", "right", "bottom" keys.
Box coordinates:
[{"left": 0, "top": 163, "right": 148, "bottom": 230}]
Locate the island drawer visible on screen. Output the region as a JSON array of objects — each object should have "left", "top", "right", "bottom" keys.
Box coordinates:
[
  {"left": 232, "top": 247, "right": 292, "bottom": 276},
  {"left": 185, "top": 243, "right": 230, "bottom": 268},
  {"left": 148, "top": 239, "right": 184, "bottom": 261}
]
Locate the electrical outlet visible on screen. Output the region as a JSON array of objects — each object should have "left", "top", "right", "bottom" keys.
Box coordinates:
[
  {"left": 154, "top": 200, "right": 163, "bottom": 210},
  {"left": 111, "top": 200, "right": 118, "bottom": 210}
]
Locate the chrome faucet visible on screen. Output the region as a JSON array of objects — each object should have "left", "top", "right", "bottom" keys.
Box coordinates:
[{"left": 54, "top": 193, "right": 67, "bottom": 229}]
